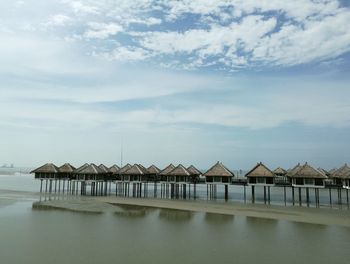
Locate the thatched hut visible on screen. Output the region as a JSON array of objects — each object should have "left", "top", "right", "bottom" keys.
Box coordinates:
[
  {"left": 116, "top": 163, "right": 132, "bottom": 181},
  {"left": 121, "top": 164, "right": 147, "bottom": 182},
  {"left": 147, "top": 165, "right": 160, "bottom": 182},
  {"left": 109, "top": 164, "right": 120, "bottom": 174},
  {"left": 187, "top": 165, "right": 201, "bottom": 183},
  {"left": 159, "top": 164, "right": 176, "bottom": 182},
  {"left": 31, "top": 163, "right": 59, "bottom": 179},
  {"left": 273, "top": 167, "right": 288, "bottom": 184},
  {"left": 98, "top": 164, "right": 112, "bottom": 180},
  {"left": 203, "top": 162, "right": 234, "bottom": 184},
  {"left": 245, "top": 162, "right": 275, "bottom": 185},
  {"left": 288, "top": 162, "right": 327, "bottom": 187},
  {"left": 58, "top": 163, "right": 76, "bottom": 179},
  {"left": 75, "top": 163, "right": 105, "bottom": 181},
  {"left": 331, "top": 164, "right": 350, "bottom": 188},
  {"left": 167, "top": 164, "right": 191, "bottom": 183}
]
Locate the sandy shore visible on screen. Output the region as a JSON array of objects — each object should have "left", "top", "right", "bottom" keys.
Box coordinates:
[{"left": 91, "top": 197, "right": 350, "bottom": 227}]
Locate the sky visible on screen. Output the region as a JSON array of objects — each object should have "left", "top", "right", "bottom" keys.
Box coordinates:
[{"left": 0, "top": 0, "right": 350, "bottom": 170}]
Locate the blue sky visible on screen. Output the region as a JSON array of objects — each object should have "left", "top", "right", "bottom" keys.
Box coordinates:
[{"left": 0, "top": 0, "right": 350, "bottom": 170}]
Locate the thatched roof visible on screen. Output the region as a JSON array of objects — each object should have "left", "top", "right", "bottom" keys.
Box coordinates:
[
  {"left": 74, "top": 163, "right": 90, "bottom": 173},
  {"left": 317, "top": 167, "right": 329, "bottom": 176},
  {"left": 76, "top": 163, "right": 104, "bottom": 174},
  {"left": 58, "top": 163, "right": 76, "bottom": 173},
  {"left": 138, "top": 164, "right": 149, "bottom": 174},
  {"left": 98, "top": 164, "right": 110, "bottom": 173},
  {"left": 123, "top": 164, "right": 147, "bottom": 175},
  {"left": 286, "top": 163, "right": 301, "bottom": 177},
  {"left": 245, "top": 162, "right": 274, "bottom": 178},
  {"left": 168, "top": 164, "right": 191, "bottom": 176},
  {"left": 203, "top": 162, "right": 234, "bottom": 177},
  {"left": 109, "top": 165, "right": 120, "bottom": 174},
  {"left": 331, "top": 164, "right": 350, "bottom": 179},
  {"left": 159, "top": 164, "right": 176, "bottom": 175},
  {"left": 187, "top": 165, "right": 201, "bottom": 175},
  {"left": 147, "top": 165, "right": 160, "bottom": 174},
  {"left": 31, "top": 163, "right": 59, "bottom": 174},
  {"left": 118, "top": 163, "right": 132, "bottom": 174},
  {"left": 328, "top": 168, "right": 337, "bottom": 175},
  {"left": 273, "top": 167, "right": 287, "bottom": 175},
  {"left": 289, "top": 163, "right": 327, "bottom": 179}
]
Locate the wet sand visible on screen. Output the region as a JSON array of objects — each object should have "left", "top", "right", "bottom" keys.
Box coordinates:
[{"left": 32, "top": 196, "right": 350, "bottom": 227}]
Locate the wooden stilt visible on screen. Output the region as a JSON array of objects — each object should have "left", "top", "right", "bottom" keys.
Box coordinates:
[
  {"left": 40, "top": 179, "right": 43, "bottom": 193},
  {"left": 298, "top": 187, "right": 302, "bottom": 206},
  {"left": 224, "top": 184, "right": 228, "bottom": 201},
  {"left": 306, "top": 188, "right": 309, "bottom": 207},
  {"left": 244, "top": 185, "right": 246, "bottom": 203},
  {"left": 329, "top": 188, "right": 332, "bottom": 207},
  {"left": 263, "top": 186, "right": 266, "bottom": 204},
  {"left": 283, "top": 186, "right": 286, "bottom": 206},
  {"left": 252, "top": 186, "right": 255, "bottom": 203},
  {"left": 268, "top": 186, "right": 271, "bottom": 204},
  {"left": 292, "top": 187, "right": 295, "bottom": 206}
]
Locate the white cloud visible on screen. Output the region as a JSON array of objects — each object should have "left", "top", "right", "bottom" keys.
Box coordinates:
[
  {"left": 84, "top": 22, "right": 123, "bottom": 39},
  {"left": 45, "top": 14, "right": 71, "bottom": 26}
]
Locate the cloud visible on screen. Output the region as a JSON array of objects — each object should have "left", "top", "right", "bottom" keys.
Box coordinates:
[{"left": 84, "top": 22, "right": 123, "bottom": 39}]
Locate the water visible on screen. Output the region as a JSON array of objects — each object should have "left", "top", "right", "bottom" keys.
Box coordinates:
[{"left": 0, "top": 200, "right": 349, "bottom": 264}]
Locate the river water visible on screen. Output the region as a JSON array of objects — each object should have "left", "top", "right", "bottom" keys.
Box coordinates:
[{"left": 0, "top": 174, "right": 350, "bottom": 264}]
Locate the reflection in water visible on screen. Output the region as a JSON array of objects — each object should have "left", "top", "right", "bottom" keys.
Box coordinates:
[
  {"left": 246, "top": 216, "right": 278, "bottom": 226},
  {"left": 204, "top": 213, "right": 234, "bottom": 225},
  {"left": 158, "top": 208, "right": 194, "bottom": 222}
]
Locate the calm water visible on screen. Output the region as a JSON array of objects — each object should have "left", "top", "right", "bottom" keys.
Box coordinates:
[
  {"left": 0, "top": 200, "right": 350, "bottom": 264},
  {"left": 1, "top": 175, "right": 350, "bottom": 264}
]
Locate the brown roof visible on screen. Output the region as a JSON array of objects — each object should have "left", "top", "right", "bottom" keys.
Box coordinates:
[
  {"left": 31, "top": 163, "right": 59, "bottom": 174},
  {"left": 76, "top": 163, "right": 104, "bottom": 174},
  {"left": 74, "top": 163, "right": 90, "bottom": 173},
  {"left": 331, "top": 164, "right": 350, "bottom": 179},
  {"left": 289, "top": 163, "right": 327, "bottom": 179},
  {"left": 147, "top": 165, "right": 160, "bottom": 174},
  {"left": 203, "top": 162, "right": 234, "bottom": 177},
  {"left": 58, "top": 163, "right": 76, "bottom": 173},
  {"left": 98, "top": 164, "right": 110, "bottom": 173},
  {"left": 168, "top": 164, "right": 191, "bottom": 176},
  {"left": 159, "top": 164, "right": 176, "bottom": 175},
  {"left": 286, "top": 163, "right": 301, "bottom": 177},
  {"left": 245, "top": 162, "right": 274, "bottom": 178},
  {"left": 118, "top": 163, "right": 132, "bottom": 174},
  {"left": 187, "top": 165, "right": 201, "bottom": 175},
  {"left": 109, "top": 165, "right": 120, "bottom": 174},
  {"left": 123, "top": 164, "right": 147, "bottom": 175},
  {"left": 138, "top": 164, "right": 149, "bottom": 174},
  {"left": 273, "top": 167, "right": 287, "bottom": 175}
]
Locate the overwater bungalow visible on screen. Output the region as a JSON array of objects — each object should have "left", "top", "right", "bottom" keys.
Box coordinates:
[
  {"left": 167, "top": 164, "right": 191, "bottom": 183},
  {"left": 58, "top": 163, "right": 76, "bottom": 179},
  {"left": 273, "top": 167, "right": 288, "bottom": 184},
  {"left": 109, "top": 164, "right": 120, "bottom": 176},
  {"left": 75, "top": 163, "right": 105, "bottom": 181},
  {"left": 288, "top": 162, "right": 327, "bottom": 187},
  {"left": 121, "top": 164, "right": 148, "bottom": 182},
  {"left": 159, "top": 164, "right": 176, "bottom": 182},
  {"left": 31, "top": 163, "right": 59, "bottom": 179},
  {"left": 98, "top": 164, "right": 113, "bottom": 181},
  {"left": 203, "top": 161, "right": 234, "bottom": 184},
  {"left": 330, "top": 164, "right": 350, "bottom": 189},
  {"left": 246, "top": 162, "right": 275, "bottom": 186},
  {"left": 187, "top": 165, "right": 201, "bottom": 183},
  {"left": 147, "top": 165, "right": 160, "bottom": 182},
  {"left": 116, "top": 163, "right": 132, "bottom": 181}
]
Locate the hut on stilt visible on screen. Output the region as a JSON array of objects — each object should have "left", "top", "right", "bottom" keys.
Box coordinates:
[
  {"left": 31, "top": 163, "right": 59, "bottom": 179},
  {"left": 187, "top": 165, "right": 201, "bottom": 184},
  {"left": 246, "top": 162, "right": 275, "bottom": 185},
  {"left": 331, "top": 164, "right": 350, "bottom": 189},
  {"left": 166, "top": 164, "right": 192, "bottom": 199},
  {"left": 31, "top": 163, "right": 60, "bottom": 193},
  {"left": 288, "top": 162, "right": 327, "bottom": 187},
  {"left": 203, "top": 162, "right": 234, "bottom": 200},
  {"left": 273, "top": 167, "right": 288, "bottom": 184},
  {"left": 159, "top": 164, "right": 176, "bottom": 198},
  {"left": 147, "top": 165, "right": 161, "bottom": 182}
]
